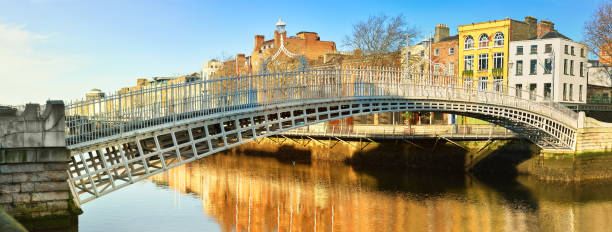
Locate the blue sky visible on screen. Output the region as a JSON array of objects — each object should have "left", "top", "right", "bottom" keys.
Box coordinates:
[{"left": 0, "top": 0, "right": 603, "bottom": 104}]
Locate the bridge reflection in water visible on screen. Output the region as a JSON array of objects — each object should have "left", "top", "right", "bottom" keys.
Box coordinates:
[{"left": 140, "top": 151, "right": 612, "bottom": 232}]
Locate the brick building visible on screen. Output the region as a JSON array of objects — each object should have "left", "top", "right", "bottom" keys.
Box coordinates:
[
  {"left": 431, "top": 24, "right": 459, "bottom": 76},
  {"left": 600, "top": 44, "right": 612, "bottom": 66},
  {"left": 250, "top": 19, "right": 336, "bottom": 72},
  {"left": 430, "top": 24, "right": 460, "bottom": 124}
]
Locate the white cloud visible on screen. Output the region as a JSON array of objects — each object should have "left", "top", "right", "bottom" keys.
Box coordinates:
[{"left": 0, "top": 22, "right": 86, "bottom": 105}]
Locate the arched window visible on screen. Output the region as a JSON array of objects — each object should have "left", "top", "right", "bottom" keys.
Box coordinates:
[
  {"left": 493, "top": 32, "right": 504, "bottom": 47},
  {"left": 464, "top": 36, "right": 474, "bottom": 50},
  {"left": 479, "top": 34, "right": 489, "bottom": 48}
]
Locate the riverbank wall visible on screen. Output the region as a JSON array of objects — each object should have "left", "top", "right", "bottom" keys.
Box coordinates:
[
  {"left": 232, "top": 136, "right": 537, "bottom": 173},
  {"left": 232, "top": 121, "right": 612, "bottom": 182},
  {"left": 514, "top": 116, "right": 612, "bottom": 182}
]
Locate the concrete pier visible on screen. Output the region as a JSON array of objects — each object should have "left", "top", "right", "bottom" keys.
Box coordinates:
[{"left": 0, "top": 101, "right": 79, "bottom": 229}]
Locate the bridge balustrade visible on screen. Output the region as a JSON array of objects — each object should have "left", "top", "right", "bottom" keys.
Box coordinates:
[{"left": 64, "top": 67, "right": 578, "bottom": 149}]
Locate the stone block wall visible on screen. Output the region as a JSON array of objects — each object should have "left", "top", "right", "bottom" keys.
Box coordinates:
[
  {"left": 575, "top": 117, "right": 612, "bottom": 153},
  {"left": 0, "top": 101, "right": 78, "bottom": 222},
  {"left": 0, "top": 155, "right": 72, "bottom": 218},
  {"left": 575, "top": 127, "right": 612, "bottom": 152}
]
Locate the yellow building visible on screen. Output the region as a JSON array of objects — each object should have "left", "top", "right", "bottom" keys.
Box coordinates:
[{"left": 458, "top": 16, "right": 538, "bottom": 92}]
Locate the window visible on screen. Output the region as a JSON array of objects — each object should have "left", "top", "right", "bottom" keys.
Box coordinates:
[
  {"left": 494, "top": 76, "right": 503, "bottom": 92},
  {"left": 478, "top": 76, "right": 488, "bottom": 91},
  {"left": 516, "top": 84, "right": 523, "bottom": 98},
  {"left": 493, "top": 32, "right": 504, "bottom": 47},
  {"left": 517, "top": 46, "right": 524, "bottom": 55},
  {"left": 407, "top": 51, "right": 411, "bottom": 57},
  {"left": 544, "top": 58, "right": 552, "bottom": 74},
  {"left": 544, "top": 83, "right": 552, "bottom": 100},
  {"left": 479, "top": 34, "right": 489, "bottom": 48},
  {"left": 493, "top": 52, "right": 504, "bottom": 69},
  {"left": 449, "top": 62, "right": 455, "bottom": 73},
  {"left": 530, "top": 59, "right": 537, "bottom": 75},
  {"left": 449, "top": 47, "right": 455, "bottom": 54},
  {"left": 530, "top": 45, "right": 538, "bottom": 54},
  {"left": 464, "top": 55, "right": 474, "bottom": 70},
  {"left": 516, "top": 60, "right": 523, "bottom": 76},
  {"left": 581, "top": 48, "right": 585, "bottom": 57},
  {"left": 545, "top": 44, "right": 552, "bottom": 53},
  {"left": 570, "top": 60, "right": 574, "bottom": 76},
  {"left": 564, "top": 45, "right": 569, "bottom": 54},
  {"left": 569, "top": 84, "right": 574, "bottom": 101},
  {"left": 434, "top": 48, "right": 439, "bottom": 56},
  {"left": 579, "top": 85, "right": 583, "bottom": 101},
  {"left": 563, "top": 83, "right": 567, "bottom": 101},
  {"left": 434, "top": 65, "right": 440, "bottom": 73},
  {"left": 420, "top": 65, "right": 424, "bottom": 73},
  {"left": 465, "top": 36, "right": 474, "bottom": 50},
  {"left": 529, "top": 84, "right": 537, "bottom": 100},
  {"left": 478, "top": 54, "right": 488, "bottom": 70},
  {"left": 420, "top": 50, "right": 424, "bottom": 57},
  {"left": 564, "top": 59, "right": 568, "bottom": 75},
  {"left": 571, "top": 46, "right": 575, "bottom": 56},
  {"left": 580, "top": 62, "right": 584, "bottom": 77}
]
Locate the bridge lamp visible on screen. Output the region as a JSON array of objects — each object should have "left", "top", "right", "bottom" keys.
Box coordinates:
[{"left": 276, "top": 18, "right": 286, "bottom": 33}]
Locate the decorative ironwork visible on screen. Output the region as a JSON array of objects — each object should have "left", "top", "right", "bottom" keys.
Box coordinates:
[{"left": 64, "top": 67, "right": 579, "bottom": 204}]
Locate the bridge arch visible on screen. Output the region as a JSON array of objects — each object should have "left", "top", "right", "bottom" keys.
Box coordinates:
[{"left": 64, "top": 68, "right": 578, "bottom": 204}]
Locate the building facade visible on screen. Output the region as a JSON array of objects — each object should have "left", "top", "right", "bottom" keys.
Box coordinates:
[
  {"left": 250, "top": 19, "right": 336, "bottom": 72},
  {"left": 458, "top": 16, "right": 539, "bottom": 92},
  {"left": 508, "top": 25, "right": 588, "bottom": 103},
  {"left": 201, "top": 59, "right": 222, "bottom": 80},
  {"left": 600, "top": 44, "right": 612, "bottom": 66},
  {"left": 402, "top": 38, "right": 432, "bottom": 74},
  {"left": 587, "top": 60, "right": 612, "bottom": 103},
  {"left": 431, "top": 24, "right": 459, "bottom": 76}
]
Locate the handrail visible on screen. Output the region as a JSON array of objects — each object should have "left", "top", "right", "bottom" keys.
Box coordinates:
[{"left": 64, "top": 67, "right": 577, "bottom": 147}]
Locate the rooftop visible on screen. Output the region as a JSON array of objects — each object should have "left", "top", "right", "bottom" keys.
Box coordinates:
[
  {"left": 438, "top": 35, "right": 459, "bottom": 43},
  {"left": 538, "top": 31, "right": 571, "bottom": 40}
]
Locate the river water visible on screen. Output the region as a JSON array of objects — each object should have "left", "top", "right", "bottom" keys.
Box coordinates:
[{"left": 76, "top": 151, "right": 612, "bottom": 232}]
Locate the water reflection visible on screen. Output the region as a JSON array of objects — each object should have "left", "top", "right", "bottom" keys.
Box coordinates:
[{"left": 144, "top": 152, "right": 612, "bottom": 232}]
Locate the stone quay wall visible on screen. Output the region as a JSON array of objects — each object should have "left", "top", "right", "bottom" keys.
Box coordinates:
[
  {"left": 516, "top": 114, "right": 612, "bottom": 182},
  {"left": 0, "top": 101, "right": 78, "bottom": 222},
  {"left": 574, "top": 117, "right": 612, "bottom": 153}
]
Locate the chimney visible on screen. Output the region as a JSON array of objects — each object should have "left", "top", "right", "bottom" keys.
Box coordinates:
[
  {"left": 525, "top": 16, "right": 538, "bottom": 38},
  {"left": 236, "top": 54, "right": 246, "bottom": 74},
  {"left": 274, "top": 30, "right": 280, "bottom": 48},
  {"left": 434, "top": 24, "right": 450, "bottom": 43},
  {"left": 537, "top": 20, "right": 555, "bottom": 38},
  {"left": 254, "top": 35, "right": 264, "bottom": 51}
]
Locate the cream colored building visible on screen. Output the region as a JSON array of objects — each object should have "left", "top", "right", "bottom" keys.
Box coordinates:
[
  {"left": 201, "top": 59, "right": 222, "bottom": 81},
  {"left": 402, "top": 38, "right": 432, "bottom": 74}
]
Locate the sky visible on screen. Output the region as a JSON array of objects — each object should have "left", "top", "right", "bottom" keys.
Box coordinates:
[{"left": 0, "top": 0, "right": 605, "bottom": 105}]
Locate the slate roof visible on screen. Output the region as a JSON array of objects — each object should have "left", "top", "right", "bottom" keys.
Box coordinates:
[
  {"left": 538, "top": 31, "right": 571, "bottom": 40},
  {"left": 438, "top": 35, "right": 459, "bottom": 43}
]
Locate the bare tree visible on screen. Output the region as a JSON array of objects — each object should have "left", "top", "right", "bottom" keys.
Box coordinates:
[
  {"left": 344, "top": 14, "right": 419, "bottom": 56},
  {"left": 584, "top": 1, "right": 612, "bottom": 62}
]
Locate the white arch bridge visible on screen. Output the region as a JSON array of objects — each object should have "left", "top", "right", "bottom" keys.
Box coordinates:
[{"left": 64, "top": 67, "right": 578, "bottom": 204}]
